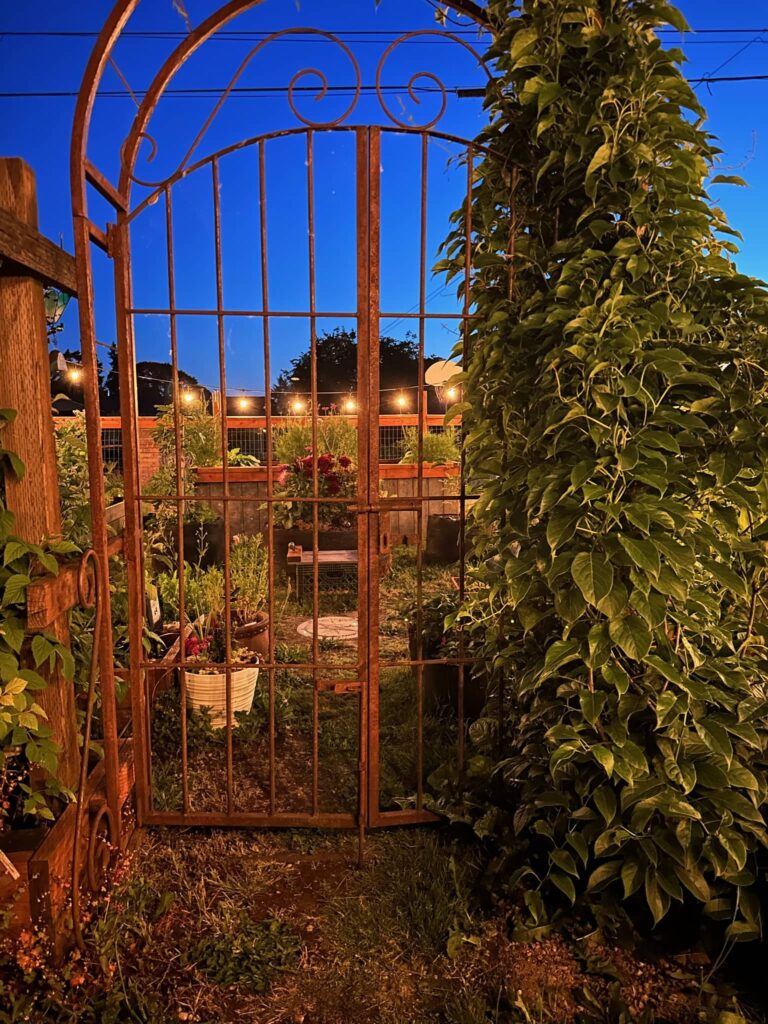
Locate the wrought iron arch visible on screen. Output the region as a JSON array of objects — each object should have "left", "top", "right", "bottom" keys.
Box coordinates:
[{"left": 69, "top": 0, "right": 497, "bottom": 844}]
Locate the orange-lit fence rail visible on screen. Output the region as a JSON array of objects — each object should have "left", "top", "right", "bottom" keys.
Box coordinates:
[{"left": 54, "top": 414, "right": 462, "bottom": 484}]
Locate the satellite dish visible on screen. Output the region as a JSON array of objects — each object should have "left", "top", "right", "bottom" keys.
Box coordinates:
[{"left": 425, "top": 359, "right": 461, "bottom": 387}]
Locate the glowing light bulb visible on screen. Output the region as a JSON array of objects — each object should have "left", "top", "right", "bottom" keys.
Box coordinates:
[
  {"left": 68, "top": 366, "right": 82, "bottom": 384},
  {"left": 181, "top": 390, "right": 195, "bottom": 405},
  {"left": 238, "top": 397, "right": 250, "bottom": 412},
  {"left": 446, "top": 386, "right": 458, "bottom": 401},
  {"left": 292, "top": 398, "right": 306, "bottom": 414},
  {"left": 343, "top": 397, "right": 356, "bottom": 414},
  {"left": 396, "top": 393, "right": 408, "bottom": 411}
]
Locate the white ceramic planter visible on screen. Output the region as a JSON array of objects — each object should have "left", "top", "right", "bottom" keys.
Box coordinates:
[{"left": 185, "top": 665, "right": 259, "bottom": 728}]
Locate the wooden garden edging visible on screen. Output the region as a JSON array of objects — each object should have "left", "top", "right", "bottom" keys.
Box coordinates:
[{"left": 0, "top": 158, "right": 133, "bottom": 952}]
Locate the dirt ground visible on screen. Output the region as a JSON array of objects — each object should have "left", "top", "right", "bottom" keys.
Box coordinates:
[{"left": 2, "top": 826, "right": 764, "bottom": 1024}]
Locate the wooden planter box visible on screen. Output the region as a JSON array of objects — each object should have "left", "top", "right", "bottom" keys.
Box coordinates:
[
  {"left": 0, "top": 740, "right": 135, "bottom": 955},
  {"left": 105, "top": 499, "right": 126, "bottom": 532}
]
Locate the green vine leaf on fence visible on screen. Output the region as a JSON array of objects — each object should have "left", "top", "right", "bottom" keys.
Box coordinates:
[{"left": 1, "top": 406, "right": 75, "bottom": 826}]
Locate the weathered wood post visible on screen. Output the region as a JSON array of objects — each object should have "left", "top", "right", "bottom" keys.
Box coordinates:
[{"left": 0, "top": 158, "right": 80, "bottom": 789}]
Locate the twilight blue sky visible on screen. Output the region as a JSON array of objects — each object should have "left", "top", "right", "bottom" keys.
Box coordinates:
[{"left": 0, "top": 0, "right": 766, "bottom": 401}]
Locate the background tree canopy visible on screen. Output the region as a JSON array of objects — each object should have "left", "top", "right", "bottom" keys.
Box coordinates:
[{"left": 275, "top": 327, "right": 445, "bottom": 411}]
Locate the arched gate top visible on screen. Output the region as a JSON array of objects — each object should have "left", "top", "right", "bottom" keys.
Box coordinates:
[{"left": 71, "top": 0, "right": 495, "bottom": 220}]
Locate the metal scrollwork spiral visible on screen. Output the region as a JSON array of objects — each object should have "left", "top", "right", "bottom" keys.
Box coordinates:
[
  {"left": 375, "top": 31, "right": 493, "bottom": 131},
  {"left": 123, "top": 28, "right": 362, "bottom": 191}
]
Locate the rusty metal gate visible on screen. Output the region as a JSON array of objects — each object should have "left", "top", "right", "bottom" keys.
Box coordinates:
[{"left": 71, "top": 4, "right": 497, "bottom": 858}]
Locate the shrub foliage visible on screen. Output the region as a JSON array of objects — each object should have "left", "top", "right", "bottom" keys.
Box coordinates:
[{"left": 440, "top": 0, "right": 768, "bottom": 938}]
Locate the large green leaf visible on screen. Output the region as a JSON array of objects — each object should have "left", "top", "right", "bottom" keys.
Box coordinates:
[
  {"left": 571, "top": 552, "right": 613, "bottom": 607},
  {"left": 618, "top": 534, "right": 660, "bottom": 576},
  {"left": 608, "top": 616, "right": 652, "bottom": 662}
]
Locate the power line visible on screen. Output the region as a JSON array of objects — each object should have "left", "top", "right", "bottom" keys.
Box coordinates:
[
  {"left": 3, "top": 72, "right": 768, "bottom": 101},
  {"left": 1, "top": 26, "right": 767, "bottom": 38},
  {"left": 0, "top": 84, "right": 485, "bottom": 98}
]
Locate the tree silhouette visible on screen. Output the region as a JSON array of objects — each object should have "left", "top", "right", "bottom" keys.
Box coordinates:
[{"left": 275, "top": 327, "right": 443, "bottom": 412}]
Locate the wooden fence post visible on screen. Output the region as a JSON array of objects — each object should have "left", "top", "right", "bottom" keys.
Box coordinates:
[{"left": 0, "top": 158, "right": 80, "bottom": 789}]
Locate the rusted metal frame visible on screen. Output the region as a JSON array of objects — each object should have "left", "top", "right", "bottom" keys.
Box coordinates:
[
  {"left": 306, "top": 130, "right": 321, "bottom": 819},
  {"left": 71, "top": 213, "right": 121, "bottom": 839},
  {"left": 112, "top": 213, "right": 150, "bottom": 822},
  {"left": 496, "top": 174, "right": 517, "bottom": 754},
  {"left": 355, "top": 128, "right": 370, "bottom": 856},
  {"left": 125, "top": 125, "right": 504, "bottom": 225},
  {"left": 128, "top": 306, "right": 477, "bottom": 321},
  {"left": 374, "top": 808, "right": 439, "bottom": 826},
  {"left": 139, "top": 659, "right": 357, "bottom": 672},
  {"left": 144, "top": 810, "right": 356, "bottom": 828},
  {"left": 163, "top": 185, "right": 190, "bottom": 814},
  {"left": 73, "top": 2, "right": 491, "bottom": 216},
  {"left": 88, "top": 220, "right": 110, "bottom": 252},
  {"left": 138, "top": 493, "right": 359, "bottom": 505},
  {"left": 457, "top": 146, "right": 475, "bottom": 775},
  {"left": 415, "top": 133, "right": 429, "bottom": 812},
  {"left": 138, "top": 492, "right": 477, "bottom": 506},
  {"left": 85, "top": 160, "right": 127, "bottom": 212},
  {"left": 212, "top": 157, "right": 235, "bottom": 815},
  {"left": 366, "top": 128, "right": 383, "bottom": 832},
  {"left": 258, "top": 139, "right": 277, "bottom": 815}
]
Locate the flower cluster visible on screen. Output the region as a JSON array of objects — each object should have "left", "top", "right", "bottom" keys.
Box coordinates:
[
  {"left": 295, "top": 452, "right": 353, "bottom": 495},
  {"left": 275, "top": 449, "right": 357, "bottom": 529},
  {"left": 185, "top": 633, "right": 210, "bottom": 659}
]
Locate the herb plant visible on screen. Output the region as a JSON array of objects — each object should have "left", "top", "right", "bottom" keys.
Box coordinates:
[
  {"left": 399, "top": 426, "right": 460, "bottom": 466},
  {"left": 230, "top": 534, "right": 268, "bottom": 623}
]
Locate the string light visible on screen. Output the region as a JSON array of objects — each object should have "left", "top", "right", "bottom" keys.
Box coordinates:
[
  {"left": 68, "top": 366, "right": 83, "bottom": 384},
  {"left": 395, "top": 393, "right": 408, "bottom": 411},
  {"left": 291, "top": 398, "right": 306, "bottom": 414},
  {"left": 181, "top": 390, "right": 196, "bottom": 405},
  {"left": 237, "top": 396, "right": 250, "bottom": 412},
  {"left": 446, "top": 386, "right": 458, "bottom": 401},
  {"left": 343, "top": 396, "right": 357, "bottom": 413}
]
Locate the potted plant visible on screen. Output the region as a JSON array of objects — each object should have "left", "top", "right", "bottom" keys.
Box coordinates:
[
  {"left": 230, "top": 534, "right": 269, "bottom": 659},
  {"left": 180, "top": 565, "right": 260, "bottom": 729},
  {"left": 399, "top": 427, "right": 462, "bottom": 563},
  {"left": 272, "top": 420, "right": 360, "bottom": 566},
  {"left": 405, "top": 594, "right": 485, "bottom": 720},
  {"left": 146, "top": 401, "right": 229, "bottom": 569}
]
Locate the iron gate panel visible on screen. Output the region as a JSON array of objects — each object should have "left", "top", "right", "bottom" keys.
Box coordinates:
[{"left": 70, "top": 11, "right": 500, "bottom": 860}]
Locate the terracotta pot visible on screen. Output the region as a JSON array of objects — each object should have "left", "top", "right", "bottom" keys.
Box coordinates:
[
  {"left": 185, "top": 665, "right": 259, "bottom": 728},
  {"left": 234, "top": 611, "right": 270, "bottom": 660}
]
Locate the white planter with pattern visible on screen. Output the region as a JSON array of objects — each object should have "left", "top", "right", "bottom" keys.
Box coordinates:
[{"left": 185, "top": 665, "right": 259, "bottom": 728}]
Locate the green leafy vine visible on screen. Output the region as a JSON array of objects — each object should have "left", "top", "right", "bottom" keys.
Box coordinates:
[
  {"left": 436, "top": 0, "right": 768, "bottom": 940},
  {"left": 1, "top": 408, "right": 78, "bottom": 825}
]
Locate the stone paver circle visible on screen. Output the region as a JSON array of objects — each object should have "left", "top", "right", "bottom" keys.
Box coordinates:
[{"left": 297, "top": 615, "right": 358, "bottom": 640}]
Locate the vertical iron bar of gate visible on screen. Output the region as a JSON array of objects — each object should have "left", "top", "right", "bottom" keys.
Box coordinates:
[
  {"left": 415, "top": 133, "right": 429, "bottom": 811},
  {"left": 307, "top": 131, "right": 320, "bottom": 817},
  {"left": 366, "top": 128, "right": 382, "bottom": 829},
  {"left": 258, "top": 140, "right": 277, "bottom": 814},
  {"left": 113, "top": 215, "right": 150, "bottom": 820},
  {"left": 164, "top": 185, "right": 190, "bottom": 813},
  {"left": 212, "top": 158, "right": 234, "bottom": 814},
  {"left": 458, "top": 146, "right": 474, "bottom": 774},
  {"left": 355, "top": 128, "right": 369, "bottom": 855}
]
